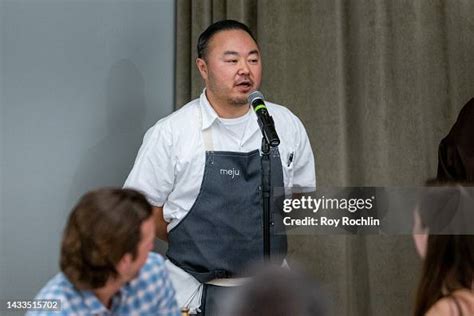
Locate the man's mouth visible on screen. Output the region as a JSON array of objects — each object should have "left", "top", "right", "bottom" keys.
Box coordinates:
[{"left": 234, "top": 80, "right": 253, "bottom": 91}]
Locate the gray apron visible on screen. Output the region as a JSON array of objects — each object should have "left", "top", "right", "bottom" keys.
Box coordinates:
[{"left": 167, "top": 111, "right": 287, "bottom": 314}]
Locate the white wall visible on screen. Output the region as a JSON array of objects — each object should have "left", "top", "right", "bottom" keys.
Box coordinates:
[{"left": 0, "top": 0, "right": 175, "bottom": 309}]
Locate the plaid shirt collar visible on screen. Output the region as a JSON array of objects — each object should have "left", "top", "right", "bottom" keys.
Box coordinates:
[{"left": 79, "top": 282, "right": 131, "bottom": 315}]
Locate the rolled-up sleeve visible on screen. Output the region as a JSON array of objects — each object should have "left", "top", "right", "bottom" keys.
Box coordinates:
[
  {"left": 293, "top": 115, "right": 316, "bottom": 189},
  {"left": 124, "top": 119, "right": 175, "bottom": 209}
]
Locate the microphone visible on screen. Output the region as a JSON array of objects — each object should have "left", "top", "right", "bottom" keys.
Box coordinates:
[{"left": 248, "top": 91, "right": 280, "bottom": 147}]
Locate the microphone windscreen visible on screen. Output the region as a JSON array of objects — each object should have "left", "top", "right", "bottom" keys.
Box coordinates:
[{"left": 248, "top": 90, "right": 265, "bottom": 106}]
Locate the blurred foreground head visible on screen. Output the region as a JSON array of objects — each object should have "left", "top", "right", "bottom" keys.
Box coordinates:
[
  {"left": 413, "top": 183, "right": 474, "bottom": 316},
  {"left": 60, "top": 188, "right": 153, "bottom": 289},
  {"left": 220, "top": 265, "right": 326, "bottom": 316}
]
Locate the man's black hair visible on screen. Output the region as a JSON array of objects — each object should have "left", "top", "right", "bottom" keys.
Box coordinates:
[{"left": 197, "top": 20, "right": 257, "bottom": 59}]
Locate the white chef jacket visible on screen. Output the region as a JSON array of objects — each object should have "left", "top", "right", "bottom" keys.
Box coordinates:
[{"left": 124, "top": 90, "right": 316, "bottom": 312}]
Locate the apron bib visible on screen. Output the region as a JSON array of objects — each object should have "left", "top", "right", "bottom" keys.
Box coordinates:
[{"left": 166, "top": 108, "right": 287, "bottom": 314}]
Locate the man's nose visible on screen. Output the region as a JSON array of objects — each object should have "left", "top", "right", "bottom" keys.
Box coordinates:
[{"left": 238, "top": 60, "right": 250, "bottom": 75}]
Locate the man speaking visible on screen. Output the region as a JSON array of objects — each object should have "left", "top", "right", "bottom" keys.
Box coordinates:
[{"left": 125, "top": 20, "right": 316, "bottom": 315}]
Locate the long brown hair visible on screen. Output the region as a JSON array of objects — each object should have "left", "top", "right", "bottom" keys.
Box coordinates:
[
  {"left": 414, "top": 184, "right": 474, "bottom": 316},
  {"left": 414, "top": 235, "right": 474, "bottom": 315},
  {"left": 60, "top": 188, "right": 152, "bottom": 289}
]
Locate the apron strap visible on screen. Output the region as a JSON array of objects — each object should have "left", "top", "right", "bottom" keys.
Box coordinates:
[
  {"left": 198, "top": 105, "right": 214, "bottom": 151},
  {"left": 202, "top": 128, "right": 214, "bottom": 152},
  {"left": 206, "top": 277, "right": 250, "bottom": 287}
]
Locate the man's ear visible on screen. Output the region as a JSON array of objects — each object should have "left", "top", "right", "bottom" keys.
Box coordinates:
[
  {"left": 196, "top": 58, "right": 208, "bottom": 80},
  {"left": 116, "top": 253, "right": 133, "bottom": 275}
]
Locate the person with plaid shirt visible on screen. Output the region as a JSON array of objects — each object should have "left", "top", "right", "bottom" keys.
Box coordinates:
[{"left": 27, "top": 188, "right": 180, "bottom": 316}]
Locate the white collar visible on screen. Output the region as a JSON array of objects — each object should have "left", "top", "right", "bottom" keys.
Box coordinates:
[
  {"left": 199, "top": 89, "right": 219, "bottom": 130},
  {"left": 198, "top": 89, "right": 259, "bottom": 137}
]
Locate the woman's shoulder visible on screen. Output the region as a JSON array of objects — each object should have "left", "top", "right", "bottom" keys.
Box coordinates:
[{"left": 426, "top": 289, "right": 474, "bottom": 316}]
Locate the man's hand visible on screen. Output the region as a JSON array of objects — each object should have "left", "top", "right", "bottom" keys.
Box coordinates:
[{"left": 153, "top": 207, "right": 169, "bottom": 242}]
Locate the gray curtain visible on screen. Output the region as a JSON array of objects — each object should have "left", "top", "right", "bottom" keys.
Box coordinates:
[{"left": 175, "top": 1, "right": 474, "bottom": 315}]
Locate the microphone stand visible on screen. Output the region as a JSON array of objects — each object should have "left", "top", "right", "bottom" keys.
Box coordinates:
[
  {"left": 261, "top": 137, "right": 272, "bottom": 262},
  {"left": 249, "top": 91, "right": 280, "bottom": 263}
]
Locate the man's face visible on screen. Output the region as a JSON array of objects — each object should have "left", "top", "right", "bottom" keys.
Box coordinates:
[
  {"left": 197, "top": 29, "right": 262, "bottom": 108},
  {"left": 120, "top": 216, "right": 155, "bottom": 282}
]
